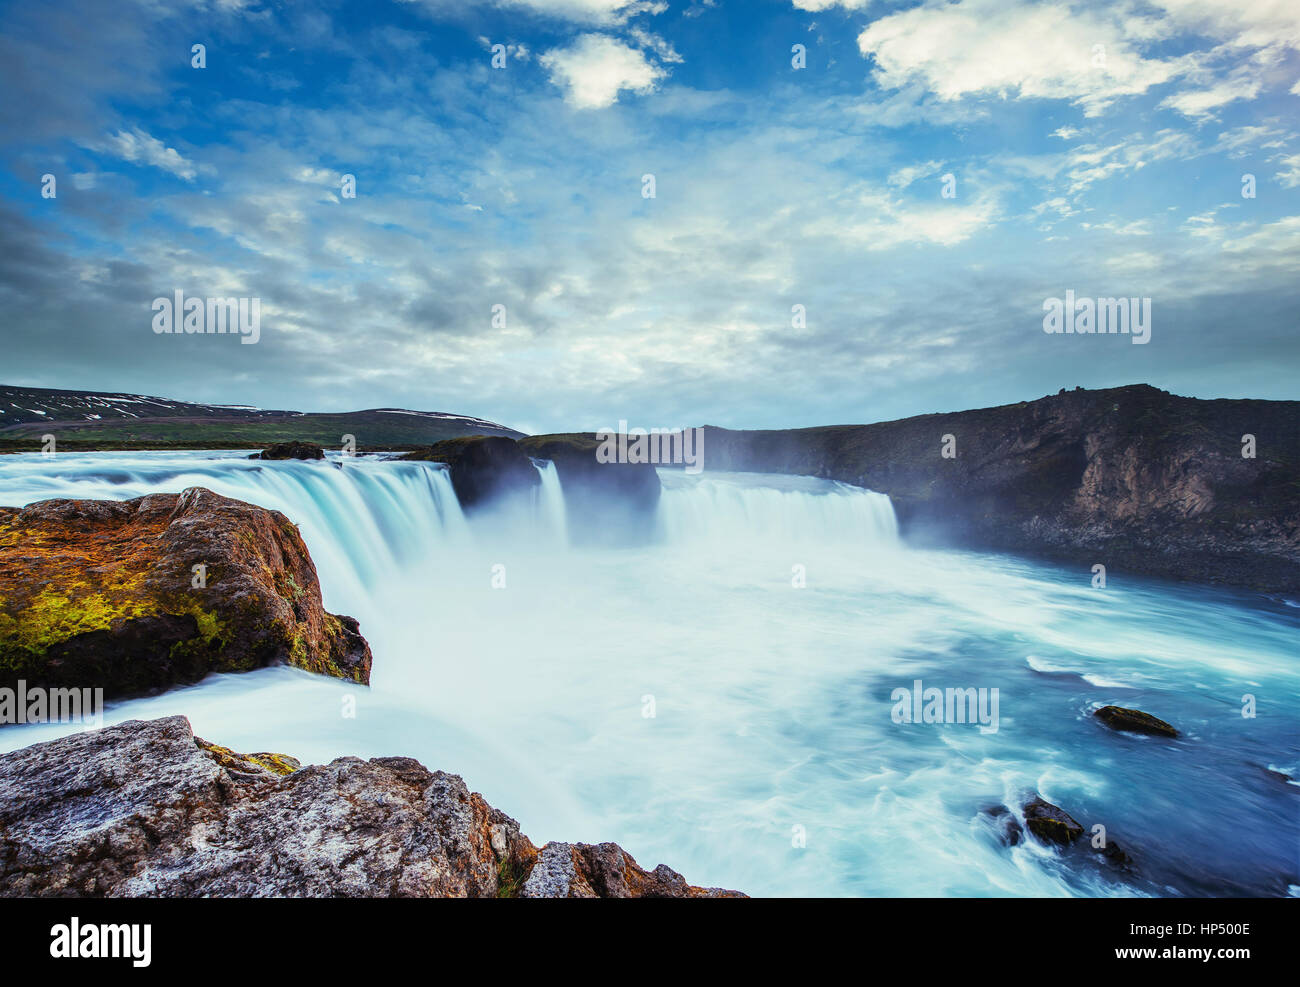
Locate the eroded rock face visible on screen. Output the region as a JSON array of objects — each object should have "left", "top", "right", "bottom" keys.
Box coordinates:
[
  {"left": 404, "top": 435, "right": 540, "bottom": 513},
  {"left": 0, "top": 717, "right": 745, "bottom": 899},
  {"left": 0, "top": 487, "right": 371, "bottom": 699},
  {"left": 249, "top": 441, "right": 325, "bottom": 461}
]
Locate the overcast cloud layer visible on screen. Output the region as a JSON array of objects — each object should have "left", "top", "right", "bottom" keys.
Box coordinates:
[{"left": 1, "top": 0, "right": 1297, "bottom": 433}]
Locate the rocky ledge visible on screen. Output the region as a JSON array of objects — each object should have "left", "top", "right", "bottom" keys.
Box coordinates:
[
  {"left": 0, "top": 716, "right": 745, "bottom": 898},
  {"left": 248, "top": 441, "right": 326, "bottom": 461},
  {"left": 0, "top": 487, "right": 371, "bottom": 699}
]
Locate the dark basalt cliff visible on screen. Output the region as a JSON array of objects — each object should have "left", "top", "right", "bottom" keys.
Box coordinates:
[
  {"left": 696, "top": 385, "right": 1299, "bottom": 593},
  {"left": 249, "top": 440, "right": 325, "bottom": 460},
  {"left": 404, "top": 433, "right": 662, "bottom": 542},
  {"left": 0, "top": 716, "right": 745, "bottom": 898},
  {"left": 0, "top": 487, "right": 372, "bottom": 698},
  {"left": 403, "top": 435, "right": 540, "bottom": 513}
]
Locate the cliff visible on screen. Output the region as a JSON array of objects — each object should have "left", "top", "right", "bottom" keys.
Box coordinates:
[{"left": 696, "top": 385, "right": 1299, "bottom": 592}]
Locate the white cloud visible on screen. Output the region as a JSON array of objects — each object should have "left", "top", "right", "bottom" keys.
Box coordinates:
[
  {"left": 406, "top": 0, "right": 665, "bottom": 26},
  {"left": 856, "top": 0, "right": 1183, "bottom": 117},
  {"left": 1161, "top": 75, "right": 1261, "bottom": 117},
  {"left": 887, "top": 160, "right": 942, "bottom": 188},
  {"left": 1080, "top": 218, "right": 1152, "bottom": 235},
  {"left": 1159, "top": 48, "right": 1275, "bottom": 119},
  {"left": 540, "top": 34, "right": 667, "bottom": 108},
  {"left": 1050, "top": 126, "right": 1082, "bottom": 140},
  {"left": 1276, "top": 153, "right": 1300, "bottom": 188},
  {"left": 805, "top": 185, "right": 1001, "bottom": 249},
  {"left": 627, "top": 26, "right": 682, "bottom": 64},
  {"left": 1064, "top": 130, "right": 1196, "bottom": 193},
  {"left": 852, "top": 0, "right": 1300, "bottom": 119},
  {"left": 93, "top": 128, "right": 198, "bottom": 180},
  {"left": 1152, "top": 0, "right": 1300, "bottom": 53},
  {"left": 792, "top": 0, "right": 873, "bottom": 10},
  {"left": 1211, "top": 124, "right": 1289, "bottom": 156}
]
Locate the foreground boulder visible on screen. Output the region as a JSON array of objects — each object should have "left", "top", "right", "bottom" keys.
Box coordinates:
[
  {"left": 0, "top": 716, "right": 745, "bottom": 898},
  {"left": 403, "top": 435, "right": 539, "bottom": 513},
  {"left": 0, "top": 487, "right": 371, "bottom": 699},
  {"left": 249, "top": 441, "right": 325, "bottom": 461},
  {"left": 519, "top": 433, "right": 661, "bottom": 545},
  {"left": 1095, "top": 705, "right": 1179, "bottom": 737}
]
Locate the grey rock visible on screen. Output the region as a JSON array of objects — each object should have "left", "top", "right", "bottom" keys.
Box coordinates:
[{"left": 0, "top": 716, "right": 745, "bottom": 899}]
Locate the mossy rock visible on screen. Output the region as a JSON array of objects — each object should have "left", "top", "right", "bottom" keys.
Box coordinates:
[
  {"left": 0, "top": 487, "right": 371, "bottom": 701},
  {"left": 196, "top": 738, "right": 302, "bottom": 778},
  {"left": 1022, "top": 796, "right": 1084, "bottom": 846}
]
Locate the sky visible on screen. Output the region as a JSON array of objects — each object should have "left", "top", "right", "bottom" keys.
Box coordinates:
[{"left": 1, "top": 0, "right": 1297, "bottom": 434}]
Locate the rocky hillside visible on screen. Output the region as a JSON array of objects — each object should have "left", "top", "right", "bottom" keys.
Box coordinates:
[
  {"left": 0, "top": 384, "right": 522, "bottom": 447},
  {"left": 0, "top": 716, "right": 745, "bottom": 898},
  {"left": 697, "top": 385, "right": 1299, "bottom": 593},
  {"left": 0, "top": 487, "right": 371, "bottom": 698}
]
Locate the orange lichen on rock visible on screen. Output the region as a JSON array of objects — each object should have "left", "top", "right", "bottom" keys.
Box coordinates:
[{"left": 0, "top": 487, "right": 371, "bottom": 699}]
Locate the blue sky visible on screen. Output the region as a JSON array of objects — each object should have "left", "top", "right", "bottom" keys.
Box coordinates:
[{"left": 1, "top": 0, "right": 1297, "bottom": 433}]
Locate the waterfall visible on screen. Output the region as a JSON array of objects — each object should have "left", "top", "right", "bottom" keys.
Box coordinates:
[
  {"left": 0, "top": 452, "right": 901, "bottom": 572},
  {"left": 0, "top": 451, "right": 469, "bottom": 617},
  {"left": 3, "top": 449, "right": 1298, "bottom": 897},
  {"left": 657, "top": 470, "right": 899, "bottom": 548},
  {"left": 532, "top": 459, "right": 568, "bottom": 545}
]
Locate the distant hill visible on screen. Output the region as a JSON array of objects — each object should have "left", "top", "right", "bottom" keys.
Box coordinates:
[{"left": 0, "top": 385, "right": 523, "bottom": 448}]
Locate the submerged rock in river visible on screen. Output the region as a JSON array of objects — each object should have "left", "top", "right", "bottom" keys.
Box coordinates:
[
  {"left": 1095, "top": 705, "right": 1179, "bottom": 738},
  {"left": 0, "top": 716, "right": 745, "bottom": 898},
  {"left": 1019, "top": 795, "right": 1134, "bottom": 869},
  {"left": 0, "top": 487, "right": 372, "bottom": 700},
  {"left": 1022, "top": 796, "right": 1085, "bottom": 846}
]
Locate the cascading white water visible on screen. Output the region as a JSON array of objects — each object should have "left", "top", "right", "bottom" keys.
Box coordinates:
[
  {"left": 0, "top": 451, "right": 471, "bottom": 621},
  {"left": 657, "top": 470, "right": 898, "bottom": 547},
  {"left": 1, "top": 450, "right": 1297, "bottom": 898},
  {"left": 532, "top": 459, "right": 568, "bottom": 546}
]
